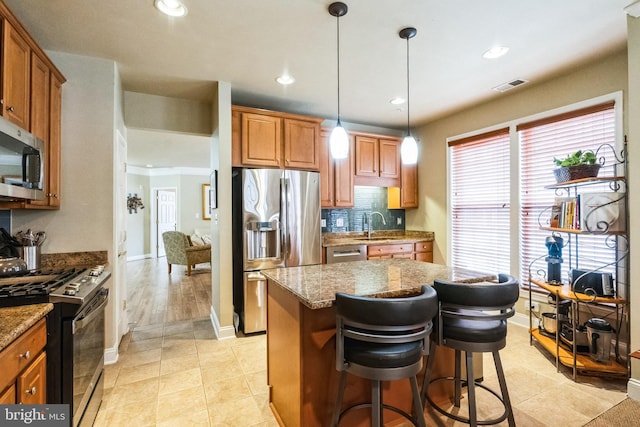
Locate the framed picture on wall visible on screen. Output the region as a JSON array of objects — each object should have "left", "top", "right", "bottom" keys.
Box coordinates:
[{"left": 202, "top": 184, "right": 211, "bottom": 220}]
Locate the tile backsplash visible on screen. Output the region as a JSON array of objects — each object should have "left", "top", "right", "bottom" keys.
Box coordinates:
[{"left": 321, "top": 186, "right": 405, "bottom": 233}]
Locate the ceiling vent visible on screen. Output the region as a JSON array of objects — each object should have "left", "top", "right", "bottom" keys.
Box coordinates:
[{"left": 493, "top": 79, "right": 528, "bottom": 92}]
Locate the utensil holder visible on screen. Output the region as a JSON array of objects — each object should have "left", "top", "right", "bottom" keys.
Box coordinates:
[{"left": 19, "top": 246, "right": 41, "bottom": 271}]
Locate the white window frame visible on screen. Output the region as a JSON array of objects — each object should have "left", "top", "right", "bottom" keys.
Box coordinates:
[{"left": 447, "top": 91, "right": 624, "bottom": 288}]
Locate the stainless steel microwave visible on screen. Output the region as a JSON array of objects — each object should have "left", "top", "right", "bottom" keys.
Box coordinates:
[{"left": 0, "top": 115, "right": 45, "bottom": 201}]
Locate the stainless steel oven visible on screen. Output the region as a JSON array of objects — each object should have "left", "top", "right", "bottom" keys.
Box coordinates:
[
  {"left": 68, "top": 287, "right": 108, "bottom": 427},
  {"left": 0, "top": 266, "right": 110, "bottom": 427}
]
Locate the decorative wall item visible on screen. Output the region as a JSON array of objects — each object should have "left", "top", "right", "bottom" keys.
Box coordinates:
[
  {"left": 127, "top": 193, "right": 144, "bottom": 214},
  {"left": 202, "top": 184, "right": 211, "bottom": 220}
]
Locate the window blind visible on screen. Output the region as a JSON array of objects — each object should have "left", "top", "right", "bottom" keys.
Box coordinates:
[
  {"left": 518, "top": 103, "right": 619, "bottom": 289},
  {"left": 450, "top": 129, "right": 510, "bottom": 273}
]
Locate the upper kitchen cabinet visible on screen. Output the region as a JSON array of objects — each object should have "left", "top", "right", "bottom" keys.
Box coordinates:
[
  {"left": 388, "top": 163, "right": 419, "bottom": 208},
  {"left": 319, "top": 128, "right": 354, "bottom": 208},
  {"left": 0, "top": 2, "right": 66, "bottom": 209},
  {"left": 354, "top": 133, "right": 401, "bottom": 187},
  {"left": 232, "top": 105, "right": 322, "bottom": 171},
  {"left": 1, "top": 19, "right": 30, "bottom": 130}
]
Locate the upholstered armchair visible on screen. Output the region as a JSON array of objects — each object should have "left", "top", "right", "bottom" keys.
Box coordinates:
[{"left": 162, "top": 231, "right": 211, "bottom": 276}]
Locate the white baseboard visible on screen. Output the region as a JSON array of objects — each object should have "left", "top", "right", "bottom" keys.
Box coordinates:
[
  {"left": 628, "top": 378, "right": 640, "bottom": 400},
  {"left": 127, "top": 254, "right": 153, "bottom": 262},
  {"left": 104, "top": 346, "right": 119, "bottom": 365},
  {"left": 210, "top": 306, "right": 237, "bottom": 340},
  {"left": 509, "top": 312, "right": 531, "bottom": 329}
]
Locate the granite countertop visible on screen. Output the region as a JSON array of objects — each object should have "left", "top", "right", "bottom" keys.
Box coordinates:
[
  {"left": 0, "top": 303, "right": 53, "bottom": 351},
  {"left": 322, "top": 230, "right": 434, "bottom": 247},
  {"left": 262, "top": 259, "right": 495, "bottom": 309}
]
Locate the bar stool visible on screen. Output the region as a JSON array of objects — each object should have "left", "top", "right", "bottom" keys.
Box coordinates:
[
  {"left": 332, "top": 285, "right": 438, "bottom": 427},
  {"left": 421, "top": 274, "right": 519, "bottom": 427}
]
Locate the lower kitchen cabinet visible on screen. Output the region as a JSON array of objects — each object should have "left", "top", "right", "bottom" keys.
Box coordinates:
[
  {"left": 414, "top": 241, "right": 433, "bottom": 262},
  {"left": 0, "top": 317, "right": 47, "bottom": 404},
  {"left": 367, "top": 243, "right": 414, "bottom": 260}
]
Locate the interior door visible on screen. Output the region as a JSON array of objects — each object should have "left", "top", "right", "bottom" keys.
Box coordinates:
[{"left": 156, "top": 189, "right": 177, "bottom": 257}]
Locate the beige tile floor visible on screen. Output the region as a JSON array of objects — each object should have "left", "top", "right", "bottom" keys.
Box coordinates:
[{"left": 94, "top": 319, "right": 627, "bottom": 427}]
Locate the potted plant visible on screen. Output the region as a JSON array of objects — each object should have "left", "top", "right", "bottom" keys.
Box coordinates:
[{"left": 553, "top": 149, "right": 601, "bottom": 183}]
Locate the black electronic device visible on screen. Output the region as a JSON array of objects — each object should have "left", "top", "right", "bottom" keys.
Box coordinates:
[{"left": 571, "top": 269, "right": 614, "bottom": 297}]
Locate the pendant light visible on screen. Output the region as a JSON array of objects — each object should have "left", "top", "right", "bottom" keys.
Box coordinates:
[
  {"left": 399, "top": 27, "right": 418, "bottom": 165},
  {"left": 328, "top": 2, "right": 349, "bottom": 159}
]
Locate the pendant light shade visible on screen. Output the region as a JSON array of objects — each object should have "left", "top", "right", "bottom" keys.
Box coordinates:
[
  {"left": 328, "top": 2, "right": 349, "bottom": 159},
  {"left": 399, "top": 27, "right": 418, "bottom": 165}
]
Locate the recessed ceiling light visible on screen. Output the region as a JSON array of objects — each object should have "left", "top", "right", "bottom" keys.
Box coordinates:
[
  {"left": 482, "top": 46, "right": 509, "bottom": 59},
  {"left": 390, "top": 97, "right": 405, "bottom": 105},
  {"left": 146, "top": 164, "right": 153, "bottom": 168},
  {"left": 154, "top": 0, "right": 188, "bottom": 17},
  {"left": 276, "top": 74, "right": 295, "bottom": 85}
]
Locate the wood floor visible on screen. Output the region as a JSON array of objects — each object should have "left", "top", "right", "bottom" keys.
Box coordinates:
[{"left": 126, "top": 257, "right": 212, "bottom": 327}]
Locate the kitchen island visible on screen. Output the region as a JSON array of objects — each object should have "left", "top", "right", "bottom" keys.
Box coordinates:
[{"left": 262, "top": 259, "right": 495, "bottom": 427}]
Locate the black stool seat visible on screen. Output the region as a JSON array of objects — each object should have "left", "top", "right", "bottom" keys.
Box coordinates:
[
  {"left": 422, "top": 274, "right": 519, "bottom": 427},
  {"left": 332, "top": 285, "right": 438, "bottom": 427}
]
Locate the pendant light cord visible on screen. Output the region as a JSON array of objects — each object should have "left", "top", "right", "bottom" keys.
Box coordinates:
[
  {"left": 336, "top": 14, "right": 341, "bottom": 124},
  {"left": 405, "top": 35, "right": 411, "bottom": 137}
]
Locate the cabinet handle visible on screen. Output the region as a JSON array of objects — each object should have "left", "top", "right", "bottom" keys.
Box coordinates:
[
  {"left": 26, "top": 386, "right": 37, "bottom": 395},
  {"left": 6, "top": 106, "right": 14, "bottom": 112},
  {"left": 19, "top": 350, "right": 31, "bottom": 359},
  {"left": 286, "top": 159, "right": 289, "bottom": 164}
]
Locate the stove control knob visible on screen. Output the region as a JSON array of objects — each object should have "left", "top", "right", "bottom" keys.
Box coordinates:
[{"left": 64, "top": 288, "right": 77, "bottom": 296}]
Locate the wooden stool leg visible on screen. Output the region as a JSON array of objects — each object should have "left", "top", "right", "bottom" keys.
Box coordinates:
[
  {"left": 187, "top": 265, "right": 192, "bottom": 276},
  {"left": 168, "top": 264, "right": 172, "bottom": 274}
]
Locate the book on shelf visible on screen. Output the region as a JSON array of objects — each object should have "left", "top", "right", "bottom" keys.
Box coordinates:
[{"left": 550, "top": 197, "right": 579, "bottom": 229}]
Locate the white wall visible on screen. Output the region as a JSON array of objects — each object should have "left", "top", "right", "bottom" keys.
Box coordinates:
[{"left": 11, "top": 51, "right": 121, "bottom": 353}]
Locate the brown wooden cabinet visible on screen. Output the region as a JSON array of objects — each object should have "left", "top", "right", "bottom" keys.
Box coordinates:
[
  {"left": 414, "top": 241, "right": 433, "bottom": 262},
  {"left": 232, "top": 105, "right": 322, "bottom": 171},
  {"left": 354, "top": 133, "right": 401, "bottom": 187},
  {"left": 0, "top": 318, "right": 47, "bottom": 404},
  {"left": 319, "top": 128, "right": 354, "bottom": 208},
  {"left": 1, "top": 18, "right": 31, "bottom": 130},
  {"left": 0, "top": 2, "right": 66, "bottom": 209},
  {"left": 367, "top": 243, "right": 414, "bottom": 260},
  {"left": 388, "top": 163, "right": 419, "bottom": 208}
]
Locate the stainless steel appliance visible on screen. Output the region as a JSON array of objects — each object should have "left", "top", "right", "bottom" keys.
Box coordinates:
[
  {"left": 232, "top": 168, "right": 321, "bottom": 333},
  {"left": 0, "top": 115, "right": 45, "bottom": 201},
  {"left": 586, "top": 318, "right": 614, "bottom": 363},
  {"left": 326, "top": 244, "right": 367, "bottom": 264},
  {"left": 0, "top": 265, "right": 110, "bottom": 427}
]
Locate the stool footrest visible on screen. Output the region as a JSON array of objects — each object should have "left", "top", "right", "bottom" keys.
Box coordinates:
[{"left": 424, "top": 376, "right": 510, "bottom": 426}]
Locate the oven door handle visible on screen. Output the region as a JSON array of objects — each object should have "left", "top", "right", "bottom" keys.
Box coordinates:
[{"left": 73, "top": 289, "right": 109, "bottom": 333}]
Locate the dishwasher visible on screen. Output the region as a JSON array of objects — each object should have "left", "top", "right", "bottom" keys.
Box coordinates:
[{"left": 326, "top": 244, "right": 367, "bottom": 263}]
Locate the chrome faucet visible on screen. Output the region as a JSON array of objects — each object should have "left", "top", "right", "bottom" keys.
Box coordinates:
[{"left": 365, "top": 211, "right": 387, "bottom": 239}]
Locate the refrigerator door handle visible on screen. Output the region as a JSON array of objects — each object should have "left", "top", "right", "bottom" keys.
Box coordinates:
[{"left": 280, "top": 175, "right": 289, "bottom": 258}]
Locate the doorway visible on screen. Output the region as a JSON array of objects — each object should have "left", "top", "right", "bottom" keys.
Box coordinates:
[{"left": 154, "top": 188, "right": 177, "bottom": 258}]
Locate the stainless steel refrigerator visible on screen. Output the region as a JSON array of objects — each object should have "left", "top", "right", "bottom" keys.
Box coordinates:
[{"left": 232, "top": 168, "right": 321, "bottom": 333}]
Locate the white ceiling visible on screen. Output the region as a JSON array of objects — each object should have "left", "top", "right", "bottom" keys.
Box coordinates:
[{"left": 3, "top": 0, "right": 632, "bottom": 168}]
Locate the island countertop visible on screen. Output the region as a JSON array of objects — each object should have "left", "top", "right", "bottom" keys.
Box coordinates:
[{"left": 262, "top": 259, "right": 495, "bottom": 309}]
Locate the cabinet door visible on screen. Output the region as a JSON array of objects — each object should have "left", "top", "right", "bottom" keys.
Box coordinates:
[
  {"left": 241, "top": 113, "right": 282, "bottom": 167},
  {"left": 319, "top": 129, "right": 334, "bottom": 207},
  {"left": 17, "top": 351, "right": 46, "bottom": 404},
  {"left": 2, "top": 20, "right": 31, "bottom": 129},
  {"left": 401, "top": 164, "right": 418, "bottom": 208},
  {"left": 378, "top": 138, "right": 400, "bottom": 179},
  {"left": 354, "top": 135, "right": 379, "bottom": 177},
  {"left": 283, "top": 119, "right": 319, "bottom": 170},
  {"left": 29, "top": 53, "right": 49, "bottom": 140},
  {"left": 231, "top": 108, "right": 242, "bottom": 167},
  {"left": 0, "top": 383, "right": 15, "bottom": 404},
  {"left": 47, "top": 75, "right": 62, "bottom": 208},
  {"left": 334, "top": 135, "right": 354, "bottom": 207}
]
